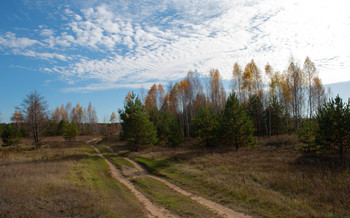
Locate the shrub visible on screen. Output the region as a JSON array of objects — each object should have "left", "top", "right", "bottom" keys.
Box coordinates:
[
  {"left": 20, "top": 126, "right": 29, "bottom": 137},
  {"left": 1, "top": 124, "right": 21, "bottom": 146}
]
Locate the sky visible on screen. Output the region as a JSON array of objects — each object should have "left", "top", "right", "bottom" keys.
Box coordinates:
[{"left": 1, "top": 0, "right": 350, "bottom": 123}]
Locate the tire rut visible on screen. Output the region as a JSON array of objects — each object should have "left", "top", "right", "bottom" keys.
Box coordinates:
[
  {"left": 90, "top": 144, "right": 176, "bottom": 218},
  {"left": 103, "top": 145, "right": 251, "bottom": 218}
]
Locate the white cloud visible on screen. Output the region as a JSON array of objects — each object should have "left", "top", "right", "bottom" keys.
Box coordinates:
[
  {"left": 0, "top": 32, "right": 39, "bottom": 48},
  {"left": 75, "top": 14, "right": 82, "bottom": 21},
  {"left": 40, "top": 28, "right": 54, "bottom": 37},
  {"left": 17, "top": 50, "right": 68, "bottom": 61},
  {"left": 2, "top": 0, "right": 350, "bottom": 90},
  {"left": 62, "top": 82, "right": 156, "bottom": 93}
]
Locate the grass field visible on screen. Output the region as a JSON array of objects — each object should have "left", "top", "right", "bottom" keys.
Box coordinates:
[
  {"left": 130, "top": 135, "right": 350, "bottom": 217},
  {"left": 2, "top": 135, "right": 349, "bottom": 217},
  {"left": 0, "top": 136, "right": 146, "bottom": 217}
]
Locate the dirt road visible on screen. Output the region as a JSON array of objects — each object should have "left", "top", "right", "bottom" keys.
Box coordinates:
[
  {"left": 103, "top": 145, "right": 250, "bottom": 218},
  {"left": 91, "top": 144, "right": 176, "bottom": 218}
]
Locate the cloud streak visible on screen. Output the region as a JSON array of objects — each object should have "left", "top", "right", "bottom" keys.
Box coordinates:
[{"left": 1, "top": 0, "right": 350, "bottom": 91}]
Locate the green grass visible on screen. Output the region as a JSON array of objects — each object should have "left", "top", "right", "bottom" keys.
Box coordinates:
[
  {"left": 96, "top": 144, "right": 135, "bottom": 169},
  {"left": 69, "top": 147, "right": 146, "bottom": 217},
  {"left": 0, "top": 139, "right": 146, "bottom": 217},
  {"left": 134, "top": 156, "right": 171, "bottom": 175},
  {"left": 132, "top": 176, "right": 219, "bottom": 218}
]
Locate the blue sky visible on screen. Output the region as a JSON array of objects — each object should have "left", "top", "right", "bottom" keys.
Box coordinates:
[{"left": 1, "top": 0, "right": 350, "bottom": 123}]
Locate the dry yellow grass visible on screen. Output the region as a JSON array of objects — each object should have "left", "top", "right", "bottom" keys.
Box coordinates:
[
  {"left": 131, "top": 135, "right": 350, "bottom": 217},
  {"left": 0, "top": 136, "right": 146, "bottom": 217}
]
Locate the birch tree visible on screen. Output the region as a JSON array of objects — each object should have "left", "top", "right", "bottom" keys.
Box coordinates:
[
  {"left": 232, "top": 62, "right": 243, "bottom": 102},
  {"left": 18, "top": 91, "right": 48, "bottom": 148},
  {"left": 242, "top": 60, "right": 262, "bottom": 99},
  {"left": 287, "top": 58, "right": 304, "bottom": 130},
  {"left": 208, "top": 69, "right": 226, "bottom": 113},
  {"left": 312, "top": 76, "right": 326, "bottom": 112},
  {"left": 303, "top": 57, "right": 317, "bottom": 119}
]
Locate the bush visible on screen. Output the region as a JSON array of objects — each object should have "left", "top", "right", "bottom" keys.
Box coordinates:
[
  {"left": 20, "top": 126, "right": 29, "bottom": 137},
  {"left": 44, "top": 120, "right": 59, "bottom": 136},
  {"left": 1, "top": 124, "right": 21, "bottom": 146}
]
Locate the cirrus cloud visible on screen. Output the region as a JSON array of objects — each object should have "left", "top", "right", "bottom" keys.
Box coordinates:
[{"left": 1, "top": 0, "right": 350, "bottom": 92}]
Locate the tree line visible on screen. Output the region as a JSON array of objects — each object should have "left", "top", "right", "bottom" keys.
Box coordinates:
[
  {"left": 1, "top": 56, "right": 348, "bottom": 157},
  {"left": 119, "top": 57, "right": 349, "bottom": 156},
  {"left": 1, "top": 91, "right": 99, "bottom": 147}
]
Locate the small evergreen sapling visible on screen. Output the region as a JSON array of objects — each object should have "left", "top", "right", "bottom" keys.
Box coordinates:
[
  {"left": 316, "top": 96, "right": 350, "bottom": 157},
  {"left": 63, "top": 121, "right": 79, "bottom": 141},
  {"left": 297, "top": 121, "right": 319, "bottom": 153}
]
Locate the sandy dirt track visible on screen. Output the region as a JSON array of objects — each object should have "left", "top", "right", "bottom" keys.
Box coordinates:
[
  {"left": 103, "top": 145, "right": 250, "bottom": 218},
  {"left": 91, "top": 144, "right": 176, "bottom": 218}
]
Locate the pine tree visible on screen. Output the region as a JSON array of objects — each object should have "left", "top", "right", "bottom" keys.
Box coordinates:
[
  {"left": 246, "top": 94, "right": 265, "bottom": 136},
  {"left": 316, "top": 96, "right": 350, "bottom": 157},
  {"left": 191, "top": 104, "right": 219, "bottom": 147},
  {"left": 297, "top": 120, "right": 319, "bottom": 153},
  {"left": 220, "top": 93, "right": 255, "bottom": 150},
  {"left": 63, "top": 120, "right": 79, "bottom": 141},
  {"left": 57, "top": 120, "right": 67, "bottom": 136},
  {"left": 44, "top": 120, "right": 59, "bottom": 136},
  {"left": 119, "top": 92, "right": 157, "bottom": 151},
  {"left": 164, "top": 113, "right": 183, "bottom": 147}
]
